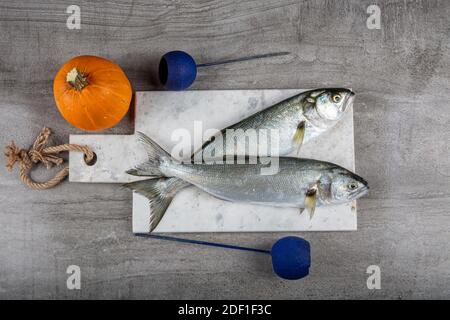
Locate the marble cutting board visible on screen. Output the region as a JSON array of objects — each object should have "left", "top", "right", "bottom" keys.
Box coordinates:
[{"left": 69, "top": 90, "right": 357, "bottom": 233}]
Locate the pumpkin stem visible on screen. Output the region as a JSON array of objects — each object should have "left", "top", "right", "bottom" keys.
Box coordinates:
[{"left": 66, "top": 67, "right": 89, "bottom": 91}]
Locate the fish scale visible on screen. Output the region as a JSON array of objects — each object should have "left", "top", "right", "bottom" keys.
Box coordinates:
[
  {"left": 197, "top": 88, "right": 355, "bottom": 158},
  {"left": 163, "top": 158, "right": 362, "bottom": 208},
  {"left": 125, "top": 133, "right": 368, "bottom": 232}
]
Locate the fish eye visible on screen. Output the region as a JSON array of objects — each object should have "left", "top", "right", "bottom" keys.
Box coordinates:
[
  {"left": 332, "top": 94, "right": 341, "bottom": 103},
  {"left": 347, "top": 182, "right": 358, "bottom": 190}
]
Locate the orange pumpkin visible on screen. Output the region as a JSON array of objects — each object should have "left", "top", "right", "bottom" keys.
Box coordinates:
[{"left": 53, "top": 55, "right": 132, "bottom": 131}]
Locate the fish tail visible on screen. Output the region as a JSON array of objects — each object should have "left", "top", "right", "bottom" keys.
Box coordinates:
[
  {"left": 126, "top": 132, "right": 171, "bottom": 177},
  {"left": 123, "top": 177, "right": 188, "bottom": 232}
]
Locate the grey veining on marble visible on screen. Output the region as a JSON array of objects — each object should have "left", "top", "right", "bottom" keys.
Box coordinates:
[{"left": 70, "top": 90, "right": 356, "bottom": 232}]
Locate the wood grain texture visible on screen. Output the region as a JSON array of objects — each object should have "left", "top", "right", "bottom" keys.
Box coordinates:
[{"left": 0, "top": 0, "right": 449, "bottom": 299}]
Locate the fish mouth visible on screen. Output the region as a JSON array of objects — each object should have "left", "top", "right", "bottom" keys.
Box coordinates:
[
  {"left": 351, "top": 174, "right": 369, "bottom": 198},
  {"left": 359, "top": 184, "right": 369, "bottom": 196},
  {"left": 347, "top": 185, "right": 369, "bottom": 200},
  {"left": 341, "top": 90, "right": 355, "bottom": 112},
  {"left": 354, "top": 182, "right": 369, "bottom": 199},
  {"left": 353, "top": 174, "right": 368, "bottom": 186}
]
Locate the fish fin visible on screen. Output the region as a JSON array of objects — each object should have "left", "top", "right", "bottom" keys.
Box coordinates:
[
  {"left": 293, "top": 121, "right": 305, "bottom": 155},
  {"left": 137, "top": 131, "right": 170, "bottom": 163},
  {"left": 123, "top": 177, "right": 188, "bottom": 232},
  {"left": 299, "top": 208, "right": 305, "bottom": 215},
  {"left": 126, "top": 132, "right": 171, "bottom": 177},
  {"left": 305, "top": 186, "right": 318, "bottom": 220}
]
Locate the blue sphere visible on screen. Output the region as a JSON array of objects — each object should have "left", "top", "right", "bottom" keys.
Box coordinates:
[
  {"left": 159, "top": 51, "right": 197, "bottom": 91},
  {"left": 271, "top": 236, "right": 310, "bottom": 280}
]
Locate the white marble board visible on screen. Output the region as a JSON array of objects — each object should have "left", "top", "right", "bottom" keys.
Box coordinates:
[{"left": 69, "top": 90, "right": 357, "bottom": 233}]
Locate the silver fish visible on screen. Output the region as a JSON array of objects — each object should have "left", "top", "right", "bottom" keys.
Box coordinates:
[
  {"left": 125, "top": 133, "right": 369, "bottom": 232},
  {"left": 196, "top": 88, "right": 355, "bottom": 159}
]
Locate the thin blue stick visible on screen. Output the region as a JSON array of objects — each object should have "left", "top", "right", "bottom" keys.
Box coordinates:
[
  {"left": 135, "top": 233, "right": 271, "bottom": 255},
  {"left": 196, "top": 51, "right": 290, "bottom": 68}
]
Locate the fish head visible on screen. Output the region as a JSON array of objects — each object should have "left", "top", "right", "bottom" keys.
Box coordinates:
[
  {"left": 328, "top": 168, "right": 369, "bottom": 204},
  {"left": 310, "top": 88, "right": 355, "bottom": 122}
]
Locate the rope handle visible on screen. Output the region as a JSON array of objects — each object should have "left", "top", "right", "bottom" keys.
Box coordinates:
[{"left": 4, "top": 127, "right": 94, "bottom": 190}]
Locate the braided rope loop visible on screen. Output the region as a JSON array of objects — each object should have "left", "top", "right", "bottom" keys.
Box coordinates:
[{"left": 4, "top": 127, "right": 94, "bottom": 190}]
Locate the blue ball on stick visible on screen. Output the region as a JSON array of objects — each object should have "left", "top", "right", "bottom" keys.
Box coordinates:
[
  {"left": 271, "top": 236, "right": 311, "bottom": 280},
  {"left": 138, "top": 233, "right": 311, "bottom": 280},
  {"left": 159, "top": 51, "right": 197, "bottom": 91},
  {"left": 159, "top": 50, "right": 290, "bottom": 91}
]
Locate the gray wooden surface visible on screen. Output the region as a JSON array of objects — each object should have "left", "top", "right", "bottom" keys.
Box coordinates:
[{"left": 0, "top": 0, "right": 449, "bottom": 299}]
